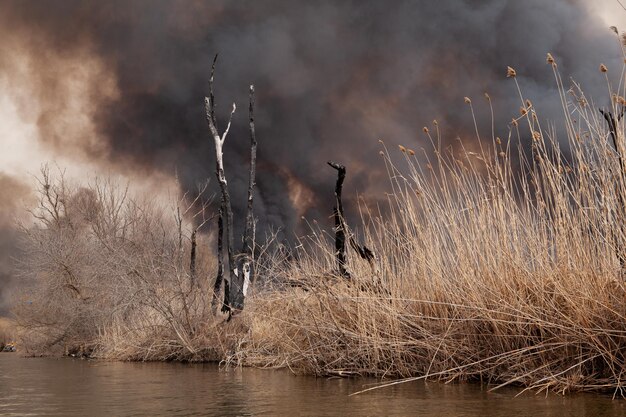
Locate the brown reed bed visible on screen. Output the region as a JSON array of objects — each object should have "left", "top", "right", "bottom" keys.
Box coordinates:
[{"left": 230, "top": 55, "right": 626, "bottom": 396}]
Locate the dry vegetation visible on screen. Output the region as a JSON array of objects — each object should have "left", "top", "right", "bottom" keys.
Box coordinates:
[
  {"left": 13, "top": 170, "right": 240, "bottom": 360},
  {"left": 13, "top": 48, "right": 626, "bottom": 396},
  {"left": 0, "top": 317, "right": 15, "bottom": 349},
  {"left": 235, "top": 54, "right": 626, "bottom": 396}
]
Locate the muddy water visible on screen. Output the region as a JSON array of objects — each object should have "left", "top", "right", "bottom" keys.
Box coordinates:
[{"left": 0, "top": 354, "right": 624, "bottom": 416}]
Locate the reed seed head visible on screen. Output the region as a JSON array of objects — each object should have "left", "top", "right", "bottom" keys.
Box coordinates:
[
  {"left": 464, "top": 97, "right": 472, "bottom": 104},
  {"left": 506, "top": 66, "right": 517, "bottom": 77},
  {"left": 600, "top": 63, "right": 608, "bottom": 73},
  {"left": 511, "top": 118, "right": 518, "bottom": 127},
  {"left": 546, "top": 52, "right": 556, "bottom": 66},
  {"left": 532, "top": 131, "right": 541, "bottom": 141},
  {"left": 408, "top": 149, "right": 415, "bottom": 156},
  {"left": 520, "top": 107, "right": 527, "bottom": 116},
  {"left": 484, "top": 92, "right": 491, "bottom": 101},
  {"left": 495, "top": 137, "right": 502, "bottom": 145},
  {"left": 423, "top": 126, "right": 429, "bottom": 133},
  {"left": 399, "top": 145, "right": 406, "bottom": 153}
]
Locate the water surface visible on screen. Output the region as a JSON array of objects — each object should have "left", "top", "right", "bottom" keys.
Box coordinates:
[{"left": 0, "top": 353, "right": 624, "bottom": 416}]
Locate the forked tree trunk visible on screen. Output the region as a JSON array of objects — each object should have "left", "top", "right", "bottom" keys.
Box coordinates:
[
  {"left": 205, "top": 55, "right": 257, "bottom": 313},
  {"left": 205, "top": 58, "right": 239, "bottom": 313}
]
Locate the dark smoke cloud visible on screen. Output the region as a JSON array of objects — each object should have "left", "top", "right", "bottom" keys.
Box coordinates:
[{"left": 0, "top": 0, "right": 622, "bottom": 236}]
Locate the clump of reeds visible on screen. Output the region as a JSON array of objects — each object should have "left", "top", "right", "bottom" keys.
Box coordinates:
[{"left": 233, "top": 51, "right": 626, "bottom": 396}]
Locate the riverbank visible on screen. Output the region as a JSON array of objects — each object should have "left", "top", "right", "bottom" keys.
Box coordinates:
[{"left": 12, "top": 58, "right": 626, "bottom": 396}]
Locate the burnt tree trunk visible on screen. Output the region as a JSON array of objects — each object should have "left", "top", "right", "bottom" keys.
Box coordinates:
[
  {"left": 189, "top": 230, "right": 197, "bottom": 285},
  {"left": 328, "top": 161, "right": 377, "bottom": 279},
  {"left": 205, "top": 56, "right": 240, "bottom": 313},
  {"left": 328, "top": 161, "right": 350, "bottom": 278},
  {"left": 234, "top": 85, "right": 258, "bottom": 305},
  {"left": 205, "top": 56, "right": 257, "bottom": 313}
]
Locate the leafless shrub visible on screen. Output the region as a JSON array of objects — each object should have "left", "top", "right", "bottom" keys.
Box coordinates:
[{"left": 14, "top": 167, "right": 224, "bottom": 358}]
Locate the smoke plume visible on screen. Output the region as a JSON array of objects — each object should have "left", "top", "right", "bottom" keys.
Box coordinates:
[{"left": 0, "top": 1, "right": 623, "bottom": 309}]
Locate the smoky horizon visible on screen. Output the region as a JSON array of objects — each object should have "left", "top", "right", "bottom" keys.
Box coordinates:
[{"left": 0, "top": 0, "right": 624, "bottom": 313}]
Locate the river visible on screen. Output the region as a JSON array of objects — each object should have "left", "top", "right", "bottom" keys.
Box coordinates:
[{"left": 1, "top": 353, "right": 625, "bottom": 416}]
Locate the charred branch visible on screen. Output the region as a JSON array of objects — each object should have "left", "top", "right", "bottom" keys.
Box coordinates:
[
  {"left": 235, "top": 85, "right": 258, "bottom": 305},
  {"left": 189, "top": 230, "right": 197, "bottom": 284},
  {"left": 328, "top": 161, "right": 350, "bottom": 278},
  {"left": 212, "top": 206, "right": 226, "bottom": 311},
  {"left": 328, "top": 161, "right": 377, "bottom": 278},
  {"left": 242, "top": 85, "right": 257, "bottom": 257},
  {"left": 349, "top": 238, "right": 376, "bottom": 269},
  {"left": 600, "top": 107, "right": 625, "bottom": 175}
]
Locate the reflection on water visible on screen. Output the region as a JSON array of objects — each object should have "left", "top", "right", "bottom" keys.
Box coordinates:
[{"left": 0, "top": 353, "right": 624, "bottom": 416}]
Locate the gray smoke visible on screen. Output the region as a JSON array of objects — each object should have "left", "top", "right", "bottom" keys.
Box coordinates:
[
  {"left": 0, "top": 1, "right": 622, "bottom": 246},
  {"left": 0, "top": 174, "right": 30, "bottom": 314}
]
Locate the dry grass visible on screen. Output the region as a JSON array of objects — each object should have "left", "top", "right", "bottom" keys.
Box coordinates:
[{"left": 230, "top": 54, "right": 626, "bottom": 396}]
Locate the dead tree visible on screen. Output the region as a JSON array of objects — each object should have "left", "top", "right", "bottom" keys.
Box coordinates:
[
  {"left": 328, "top": 161, "right": 350, "bottom": 278},
  {"left": 600, "top": 107, "right": 626, "bottom": 268},
  {"left": 205, "top": 55, "right": 257, "bottom": 313},
  {"left": 600, "top": 107, "right": 625, "bottom": 175},
  {"left": 328, "top": 161, "right": 376, "bottom": 278},
  {"left": 237, "top": 85, "right": 257, "bottom": 303}
]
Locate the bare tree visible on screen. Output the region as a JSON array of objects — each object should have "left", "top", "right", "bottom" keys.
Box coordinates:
[
  {"left": 328, "top": 161, "right": 376, "bottom": 279},
  {"left": 236, "top": 85, "right": 258, "bottom": 307},
  {"left": 16, "top": 168, "right": 217, "bottom": 358},
  {"left": 205, "top": 55, "right": 257, "bottom": 314},
  {"left": 328, "top": 162, "right": 350, "bottom": 278}
]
